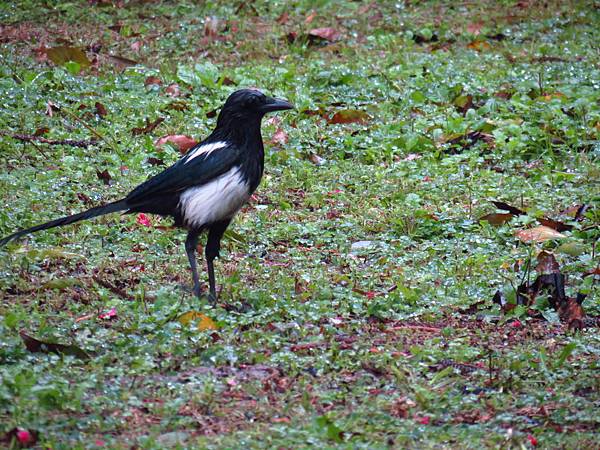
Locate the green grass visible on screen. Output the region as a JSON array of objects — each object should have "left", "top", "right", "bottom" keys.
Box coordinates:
[{"left": 1, "top": 0, "right": 599, "bottom": 448}]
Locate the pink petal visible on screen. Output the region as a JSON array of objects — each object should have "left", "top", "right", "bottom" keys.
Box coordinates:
[
  {"left": 98, "top": 308, "right": 117, "bottom": 320},
  {"left": 136, "top": 213, "right": 152, "bottom": 227}
]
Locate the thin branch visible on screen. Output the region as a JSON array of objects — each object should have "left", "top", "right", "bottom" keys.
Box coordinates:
[{"left": 0, "top": 131, "right": 97, "bottom": 148}]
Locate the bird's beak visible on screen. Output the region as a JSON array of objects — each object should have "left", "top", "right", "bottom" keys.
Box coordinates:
[{"left": 262, "top": 97, "right": 294, "bottom": 113}]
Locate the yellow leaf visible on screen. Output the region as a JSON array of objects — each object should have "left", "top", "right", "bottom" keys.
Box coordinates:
[
  {"left": 46, "top": 46, "right": 91, "bottom": 67},
  {"left": 467, "top": 40, "right": 491, "bottom": 51},
  {"left": 177, "top": 311, "right": 218, "bottom": 331},
  {"left": 515, "top": 226, "right": 566, "bottom": 243}
]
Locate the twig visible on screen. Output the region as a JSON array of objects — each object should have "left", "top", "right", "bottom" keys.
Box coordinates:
[
  {"left": 92, "top": 275, "right": 135, "bottom": 301},
  {"left": 386, "top": 325, "right": 442, "bottom": 333},
  {"left": 0, "top": 131, "right": 97, "bottom": 148}
]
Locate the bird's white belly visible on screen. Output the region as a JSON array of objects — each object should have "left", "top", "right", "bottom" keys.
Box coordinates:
[{"left": 179, "top": 166, "right": 250, "bottom": 228}]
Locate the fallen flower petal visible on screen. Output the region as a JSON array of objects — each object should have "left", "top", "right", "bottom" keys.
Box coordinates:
[
  {"left": 16, "top": 429, "right": 33, "bottom": 445},
  {"left": 98, "top": 308, "right": 117, "bottom": 320},
  {"left": 136, "top": 213, "right": 152, "bottom": 227}
]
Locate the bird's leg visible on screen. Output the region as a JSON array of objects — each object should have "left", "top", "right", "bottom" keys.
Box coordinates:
[
  {"left": 184, "top": 230, "right": 202, "bottom": 298},
  {"left": 205, "top": 220, "right": 231, "bottom": 303}
]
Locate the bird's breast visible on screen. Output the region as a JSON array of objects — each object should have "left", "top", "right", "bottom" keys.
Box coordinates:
[{"left": 178, "top": 166, "right": 250, "bottom": 228}]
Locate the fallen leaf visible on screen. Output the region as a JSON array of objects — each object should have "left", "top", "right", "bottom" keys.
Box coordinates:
[
  {"left": 130, "top": 40, "right": 142, "bottom": 52},
  {"left": 178, "top": 311, "right": 218, "bottom": 331},
  {"left": 98, "top": 307, "right": 117, "bottom": 320},
  {"left": 453, "top": 94, "right": 474, "bottom": 113},
  {"left": 466, "top": 22, "right": 484, "bottom": 35},
  {"left": 536, "top": 251, "right": 559, "bottom": 274},
  {"left": 147, "top": 157, "right": 165, "bottom": 166},
  {"left": 20, "top": 330, "right": 90, "bottom": 359},
  {"left": 46, "top": 46, "right": 91, "bottom": 68},
  {"left": 165, "top": 83, "right": 181, "bottom": 97},
  {"left": 305, "top": 10, "right": 317, "bottom": 24},
  {"left": 467, "top": 40, "right": 491, "bottom": 51},
  {"left": 308, "top": 27, "right": 340, "bottom": 42},
  {"left": 583, "top": 267, "right": 600, "bottom": 278},
  {"left": 558, "top": 298, "right": 585, "bottom": 330},
  {"left": 308, "top": 153, "right": 326, "bottom": 165},
  {"left": 204, "top": 16, "right": 219, "bottom": 38},
  {"left": 574, "top": 204, "right": 590, "bottom": 221},
  {"left": 94, "top": 102, "right": 107, "bottom": 117},
  {"left": 479, "top": 213, "right": 514, "bottom": 226},
  {"left": 537, "top": 217, "right": 572, "bottom": 232},
  {"left": 328, "top": 109, "right": 369, "bottom": 124},
  {"left": 272, "top": 417, "right": 291, "bottom": 423},
  {"left": 492, "top": 201, "right": 526, "bottom": 216},
  {"left": 516, "top": 226, "right": 566, "bottom": 243},
  {"left": 389, "top": 396, "right": 416, "bottom": 418},
  {"left": 402, "top": 153, "right": 422, "bottom": 161},
  {"left": 276, "top": 11, "right": 289, "bottom": 24},
  {"left": 155, "top": 135, "right": 198, "bottom": 154},
  {"left": 144, "top": 76, "right": 162, "bottom": 87},
  {"left": 270, "top": 128, "right": 288, "bottom": 145},
  {"left": 105, "top": 54, "right": 138, "bottom": 69},
  {"left": 131, "top": 117, "right": 164, "bottom": 135},
  {"left": 96, "top": 169, "right": 112, "bottom": 185}
]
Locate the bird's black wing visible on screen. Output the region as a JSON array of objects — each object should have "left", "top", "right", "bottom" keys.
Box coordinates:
[{"left": 125, "top": 141, "right": 242, "bottom": 206}]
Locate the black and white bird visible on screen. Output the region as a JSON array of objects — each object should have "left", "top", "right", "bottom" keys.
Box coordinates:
[{"left": 0, "top": 89, "right": 293, "bottom": 301}]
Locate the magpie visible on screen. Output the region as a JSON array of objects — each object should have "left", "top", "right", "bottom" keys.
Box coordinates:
[{"left": 0, "top": 89, "right": 294, "bottom": 302}]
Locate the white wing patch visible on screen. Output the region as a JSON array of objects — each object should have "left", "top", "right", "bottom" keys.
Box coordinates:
[
  {"left": 184, "top": 141, "right": 227, "bottom": 164},
  {"left": 179, "top": 166, "right": 250, "bottom": 228}
]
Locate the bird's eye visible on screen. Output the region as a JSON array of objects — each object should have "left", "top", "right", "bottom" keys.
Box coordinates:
[{"left": 245, "top": 95, "right": 263, "bottom": 108}]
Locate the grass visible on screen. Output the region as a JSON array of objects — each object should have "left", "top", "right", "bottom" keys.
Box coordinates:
[{"left": 0, "top": 0, "right": 599, "bottom": 448}]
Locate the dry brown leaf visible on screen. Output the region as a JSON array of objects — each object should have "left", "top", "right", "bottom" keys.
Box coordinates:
[
  {"left": 466, "top": 22, "right": 484, "bottom": 35},
  {"left": 155, "top": 135, "right": 197, "bottom": 154},
  {"left": 165, "top": 83, "right": 181, "bottom": 97},
  {"left": 308, "top": 27, "right": 340, "bottom": 42},
  {"left": 468, "top": 40, "right": 491, "bottom": 51},
  {"left": 536, "top": 251, "right": 560, "bottom": 274},
  {"left": 328, "top": 109, "right": 369, "bottom": 124},
  {"left": 131, "top": 117, "right": 165, "bottom": 136},
  {"left": 144, "top": 76, "right": 162, "bottom": 87},
  {"left": 305, "top": 10, "right": 317, "bottom": 24},
  {"left": 270, "top": 128, "right": 288, "bottom": 145},
  {"left": 515, "top": 226, "right": 566, "bottom": 243},
  {"left": 479, "top": 213, "right": 514, "bottom": 226}
]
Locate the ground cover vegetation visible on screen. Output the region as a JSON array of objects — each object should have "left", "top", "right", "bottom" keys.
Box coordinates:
[{"left": 0, "top": 0, "right": 599, "bottom": 448}]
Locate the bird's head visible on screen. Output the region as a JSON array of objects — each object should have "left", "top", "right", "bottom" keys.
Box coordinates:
[{"left": 216, "top": 89, "right": 294, "bottom": 129}]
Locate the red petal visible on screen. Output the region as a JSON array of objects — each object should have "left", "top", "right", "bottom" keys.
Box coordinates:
[{"left": 136, "top": 213, "right": 152, "bottom": 227}]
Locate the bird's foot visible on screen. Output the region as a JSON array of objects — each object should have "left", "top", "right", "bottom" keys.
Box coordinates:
[{"left": 206, "top": 291, "right": 218, "bottom": 304}]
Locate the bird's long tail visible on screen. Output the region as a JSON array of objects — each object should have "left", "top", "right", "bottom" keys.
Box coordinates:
[{"left": 0, "top": 200, "right": 129, "bottom": 247}]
